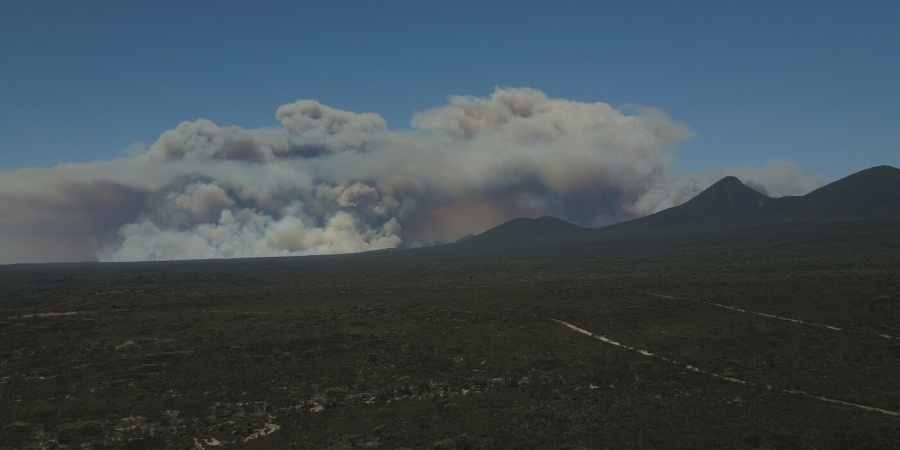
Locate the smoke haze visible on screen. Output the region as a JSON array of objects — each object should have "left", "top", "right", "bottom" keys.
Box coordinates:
[{"left": 0, "top": 88, "right": 824, "bottom": 264}]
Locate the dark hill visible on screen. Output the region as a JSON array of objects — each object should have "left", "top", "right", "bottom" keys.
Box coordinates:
[
  {"left": 675, "top": 176, "right": 795, "bottom": 219},
  {"left": 475, "top": 215, "right": 583, "bottom": 239},
  {"left": 608, "top": 165, "right": 900, "bottom": 231},
  {"left": 630, "top": 177, "right": 788, "bottom": 229},
  {"left": 456, "top": 165, "right": 898, "bottom": 248},
  {"left": 786, "top": 165, "right": 900, "bottom": 220},
  {"left": 461, "top": 216, "right": 584, "bottom": 246},
  {"left": 605, "top": 176, "right": 793, "bottom": 230}
]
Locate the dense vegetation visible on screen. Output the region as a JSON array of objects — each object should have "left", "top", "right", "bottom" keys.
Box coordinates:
[{"left": 1, "top": 220, "right": 899, "bottom": 448}]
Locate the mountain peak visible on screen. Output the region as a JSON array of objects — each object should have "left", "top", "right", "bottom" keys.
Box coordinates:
[
  {"left": 609, "top": 165, "right": 900, "bottom": 231},
  {"left": 677, "top": 175, "right": 773, "bottom": 219},
  {"left": 714, "top": 175, "right": 743, "bottom": 185},
  {"left": 462, "top": 216, "right": 583, "bottom": 245}
]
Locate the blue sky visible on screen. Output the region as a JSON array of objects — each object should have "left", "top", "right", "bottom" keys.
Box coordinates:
[
  {"left": 1, "top": 1, "right": 899, "bottom": 263},
  {"left": 3, "top": 0, "right": 897, "bottom": 180}
]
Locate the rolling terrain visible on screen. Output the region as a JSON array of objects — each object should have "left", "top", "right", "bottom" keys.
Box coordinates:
[
  {"left": 0, "top": 165, "right": 898, "bottom": 449},
  {"left": 603, "top": 164, "right": 900, "bottom": 230}
]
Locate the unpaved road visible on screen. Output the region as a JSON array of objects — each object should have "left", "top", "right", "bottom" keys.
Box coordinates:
[
  {"left": 646, "top": 292, "right": 900, "bottom": 341},
  {"left": 551, "top": 318, "right": 900, "bottom": 417}
]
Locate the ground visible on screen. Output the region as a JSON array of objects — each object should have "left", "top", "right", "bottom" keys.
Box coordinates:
[{"left": 1, "top": 221, "right": 899, "bottom": 449}]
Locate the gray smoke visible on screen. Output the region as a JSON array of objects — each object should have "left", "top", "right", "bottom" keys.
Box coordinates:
[{"left": 0, "top": 88, "right": 823, "bottom": 263}]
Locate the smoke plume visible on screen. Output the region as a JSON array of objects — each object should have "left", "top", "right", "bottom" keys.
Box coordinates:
[{"left": 0, "top": 88, "right": 823, "bottom": 263}]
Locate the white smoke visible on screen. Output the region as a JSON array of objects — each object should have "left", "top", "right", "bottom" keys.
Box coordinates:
[{"left": 0, "top": 88, "right": 825, "bottom": 263}]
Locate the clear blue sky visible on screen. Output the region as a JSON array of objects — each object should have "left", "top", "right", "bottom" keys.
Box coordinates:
[{"left": 2, "top": 0, "right": 898, "bottom": 180}]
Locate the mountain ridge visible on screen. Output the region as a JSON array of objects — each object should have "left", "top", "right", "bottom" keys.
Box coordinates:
[
  {"left": 606, "top": 164, "right": 899, "bottom": 232},
  {"left": 468, "top": 165, "right": 900, "bottom": 242}
]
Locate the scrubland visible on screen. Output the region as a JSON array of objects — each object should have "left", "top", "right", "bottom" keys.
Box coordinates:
[{"left": 1, "top": 221, "right": 899, "bottom": 449}]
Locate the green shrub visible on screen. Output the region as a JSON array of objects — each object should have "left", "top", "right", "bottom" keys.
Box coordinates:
[
  {"left": 433, "top": 438, "right": 455, "bottom": 449},
  {"left": 56, "top": 420, "right": 104, "bottom": 443},
  {"left": 3, "top": 421, "right": 29, "bottom": 430}
]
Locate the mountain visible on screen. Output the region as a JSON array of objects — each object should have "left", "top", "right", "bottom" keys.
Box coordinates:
[
  {"left": 786, "top": 165, "right": 900, "bottom": 220},
  {"left": 460, "top": 165, "right": 900, "bottom": 245},
  {"left": 460, "top": 215, "right": 585, "bottom": 247},
  {"left": 608, "top": 176, "right": 794, "bottom": 230},
  {"left": 673, "top": 176, "right": 797, "bottom": 219},
  {"left": 610, "top": 165, "right": 900, "bottom": 231}
]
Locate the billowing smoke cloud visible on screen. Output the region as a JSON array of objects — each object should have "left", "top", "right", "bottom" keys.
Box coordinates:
[{"left": 0, "top": 88, "right": 824, "bottom": 264}]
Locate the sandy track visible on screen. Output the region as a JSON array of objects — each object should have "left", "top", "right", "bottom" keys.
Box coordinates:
[
  {"left": 6, "top": 311, "right": 80, "bottom": 320},
  {"left": 551, "top": 318, "right": 900, "bottom": 417},
  {"left": 646, "top": 292, "right": 900, "bottom": 341}
]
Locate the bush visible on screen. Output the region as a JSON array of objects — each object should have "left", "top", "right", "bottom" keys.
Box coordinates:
[
  {"left": 325, "top": 387, "right": 349, "bottom": 406},
  {"left": 56, "top": 420, "right": 104, "bottom": 444},
  {"left": 433, "top": 438, "right": 455, "bottom": 449},
  {"left": 3, "top": 421, "right": 29, "bottom": 430}
]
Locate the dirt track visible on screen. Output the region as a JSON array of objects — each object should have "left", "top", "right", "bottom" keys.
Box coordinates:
[
  {"left": 551, "top": 318, "right": 900, "bottom": 417},
  {"left": 646, "top": 292, "right": 900, "bottom": 341}
]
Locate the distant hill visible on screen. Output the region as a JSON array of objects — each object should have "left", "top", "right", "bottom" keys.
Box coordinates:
[
  {"left": 786, "top": 165, "right": 900, "bottom": 220},
  {"left": 460, "top": 165, "right": 900, "bottom": 246},
  {"left": 609, "top": 176, "right": 793, "bottom": 229},
  {"left": 609, "top": 165, "right": 900, "bottom": 230},
  {"left": 460, "top": 215, "right": 585, "bottom": 247}
]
